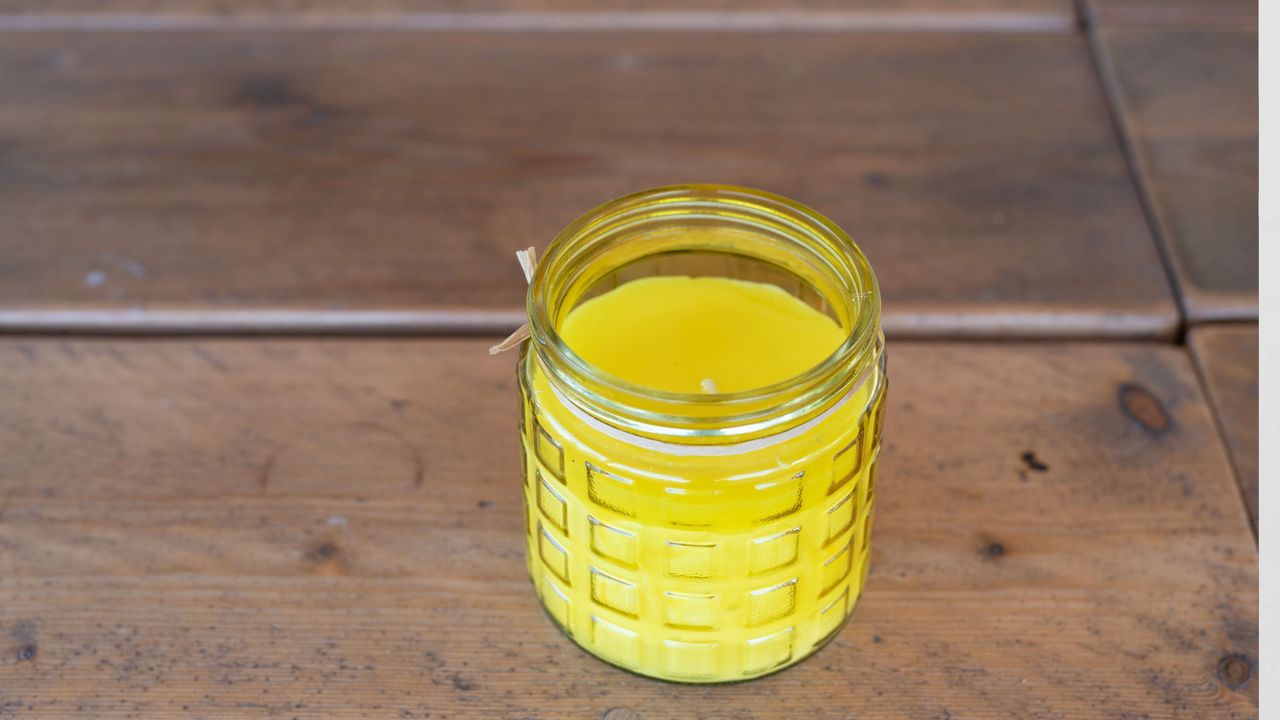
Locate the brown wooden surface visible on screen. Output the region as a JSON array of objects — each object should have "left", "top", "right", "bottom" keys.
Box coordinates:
[
  {"left": 1084, "top": 0, "right": 1255, "bottom": 29},
  {"left": 1094, "top": 27, "right": 1257, "bottom": 322},
  {"left": 0, "top": 31, "right": 1175, "bottom": 338},
  {"left": 1189, "top": 325, "right": 1259, "bottom": 535},
  {"left": 0, "top": 338, "right": 1257, "bottom": 717}
]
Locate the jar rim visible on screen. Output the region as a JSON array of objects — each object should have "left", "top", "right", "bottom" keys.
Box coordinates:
[{"left": 527, "top": 184, "right": 882, "bottom": 441}]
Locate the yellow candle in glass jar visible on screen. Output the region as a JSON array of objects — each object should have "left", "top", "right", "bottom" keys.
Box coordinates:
[{"left": 517, "top": 185, "right": 886, "bottom": 683}]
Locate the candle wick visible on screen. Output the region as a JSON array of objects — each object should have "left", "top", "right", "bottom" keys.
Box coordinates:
[{"left": 700, "top": 378, "right": 718, "bottom": 394}]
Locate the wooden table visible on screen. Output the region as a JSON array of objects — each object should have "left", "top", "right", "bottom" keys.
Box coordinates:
[{"left": 0, "top": 2, "right": 1257, "bottom": 718}]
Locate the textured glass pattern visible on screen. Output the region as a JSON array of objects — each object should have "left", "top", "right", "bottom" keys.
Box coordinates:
[
  {"left": 744, "top": 627, "right": 794, "bottom": 675},
  {"left": 749, "top": 527, "right": 800, "bottom": 575},
  {"left": 521, "top": 356, "right": 887, "bottom": 682},
  {"left": 589, "top": 517, "right": 638, "bottom": 569},
  {"left": 664, "top": 591, "right": 718, "bottom": 629}
]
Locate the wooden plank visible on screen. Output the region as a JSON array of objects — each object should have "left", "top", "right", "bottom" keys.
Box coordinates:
[
  {"left": 1189, "top": 325, "right": 1258, "bottom": 534},
  {"left": 0, "top": 339, "right": 1257, "bottom": 717},
  {"left": 0, "top": 0, "right": 1075, "bottom": 32},
  {"left": 0, "top": 31, "right": 1174, "bottom": 339},
  {"left": 1093, "top": 28, "right": 1257, "bottom": 321},
  {"left": 1085, "top": 0, "right": 1255, "bottom": 29}
]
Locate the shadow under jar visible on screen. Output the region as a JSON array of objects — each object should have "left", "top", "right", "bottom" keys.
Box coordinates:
[{"left": 516, "top": 185, "right": 886, "bottom": 683}]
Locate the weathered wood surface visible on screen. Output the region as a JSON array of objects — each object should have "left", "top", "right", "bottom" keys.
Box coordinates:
[
  {"left": 1093, "top": 27, "right": 1257, "bottom": 321},
  {"left": 0, "top": 31, "right": 1174, "bottom": 338},
  {"left": 1189, "top": 325, "right": 1258, "bottom": 535},
  {"left": 0, "top": 339, "right": 1257, "bottom": 717}
]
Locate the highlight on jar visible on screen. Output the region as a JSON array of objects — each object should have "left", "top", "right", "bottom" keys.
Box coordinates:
[{"left": 490, "top": 184, "right": 886, "bottom": 684}]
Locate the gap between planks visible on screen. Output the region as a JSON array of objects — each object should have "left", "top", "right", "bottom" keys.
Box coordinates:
[
  {"left": 0, "top": 10, "right": 1077, "bottom": 33},
  {"left": 1080, "top": 24, "right": 1190, "bottom": 341},
  {"left": 0, "top": 307, "right": 1179, "bottom": 340}
]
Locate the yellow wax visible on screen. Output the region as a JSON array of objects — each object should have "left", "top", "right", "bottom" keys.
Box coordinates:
[
  {"left": 560, "top": 276, "right": 846, "bottom": 394},
  {"left": 519, "top": 275, "right": 885, "bottom": 682}
]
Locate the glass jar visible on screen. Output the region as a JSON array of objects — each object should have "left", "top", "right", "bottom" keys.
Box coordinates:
[{"left": 517, "top": 185, "right": 885, "bottom": 682}]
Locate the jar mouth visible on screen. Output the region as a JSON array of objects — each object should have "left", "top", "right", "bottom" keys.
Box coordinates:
[{"left": 527, "top": 184, "right": 882, "bottom": 442}]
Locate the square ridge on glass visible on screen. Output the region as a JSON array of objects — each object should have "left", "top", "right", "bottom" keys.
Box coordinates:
[
  {"left": 749, "top": 526, "right": 801, "bottom": 576},
  {"left": 518, "top": 390, "right": 528, "bottom": 437},
  {"left": 822, "top": 538, "right": 854, "bottom": 596},
  {"left": 519, "top": 441, "right": 530, "bottom": 489},
  {"left": 666, "top": 541, "right": 717, "bottom": 579},
  {"left": 825, "top": 490, "right": 857, "bottom": 547},
  {"left": 861, "top": 501, "right": 876, "bottom": 552},
  {"left": 589, "top": 516, "right": 638, "bottom": 569},
  {"left": 536, "top": 471, "right": 569, "bottom": 533},
  {"left": 664, "top": 591, "right": 717, "bottom": 629},
  {"left": 816, "top": 587, "right": 850, "bottom": 643},
  {"left": 831, "top": 421, "right": 866, "bottom": 496},
  {"left": 747, "top": 578, "right": 798, "bottom": 626},
  {"left": 744, "top": 627, "right": 794, "bottom": 675},
  {"left": 873, "top": 394, "right": 887, "bottom": 438},
  {"left": 754, "top": 473, "right": 804, "bottom": 523},
  {"left": 586, "top": 461, "right": 636, "bottom": 517},
  {"left": 857, "top": 549, "right": 871, "bottom": 590},
  {"left": 663, "top": 640, "right": 717, "bottom": 680},
  {"left": 534, "top": 416, "right": 565, "bottom": 483},
  {"left": 866, "top": 460, "right": 879, "bottom": 505},
  {"left": 590, "top": 567, "right": 639, "bottom": 618},
  {"left": 590, "top": 615, "right": 640, "bottom": 667},
  {"left": 538, "top": 522, "right": 570, "bottom": 585},
  {"left": 541, "top": 572, "right": 573, "bottom": 633}
]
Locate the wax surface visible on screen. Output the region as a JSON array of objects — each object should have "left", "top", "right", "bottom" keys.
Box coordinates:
[{"left": 560, "top": 276, "right": 846, "bottom": 394}]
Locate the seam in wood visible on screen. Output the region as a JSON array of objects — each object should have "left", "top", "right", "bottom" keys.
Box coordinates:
[
  {"left": 1186, "top": 331, "right": 1258, "bottom": 540},
  {"left": 0, "top": 11, "right": 1078, "bottom": 33},
  {"left": 0, "top": 310, "right": 1180, "bottom": 340},
  {"left": 1082, "top": 26, "right": 1189, "bottom": 342}
]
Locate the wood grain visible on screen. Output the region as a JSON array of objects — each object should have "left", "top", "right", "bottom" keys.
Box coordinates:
[
  {"left": 1189, "top": 325, "right": 1258, "bottom": 534},
  {"left": 1094, "top": 28, "right": 1257, "bottom": 321},
  {"left": 0, "top": 339, "right": 1257, "bottom": 717},
  {"left": 0, "top": 31, "right": 1174, "bottom": 338}
]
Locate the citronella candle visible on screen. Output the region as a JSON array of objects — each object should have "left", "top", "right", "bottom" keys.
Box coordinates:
[{"left": 515, "top": 185, "right": 885, "bottom": 682}]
